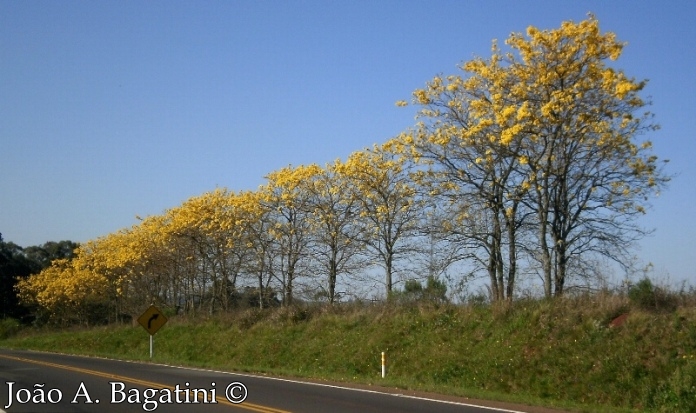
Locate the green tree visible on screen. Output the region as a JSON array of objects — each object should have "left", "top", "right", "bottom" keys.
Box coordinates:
[
  {"left": 23, "top": 240, "right": 79, "bottom": 270},
  {"left": 1, "top": 236, "right": 78, "bottom": 320},
  {"left": 0, "top": 235, "right": 33, "bottom": 319}
]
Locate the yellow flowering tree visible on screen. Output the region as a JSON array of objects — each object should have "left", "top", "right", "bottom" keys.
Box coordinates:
[
  {"left": 165, "top": 188, "right": 253, "bottom": 312},
  {"left": 234, "top": 190, "right": 279, "bottom": 308},
  {"left": 402, "top": 70, "right": 529, "bottom": 302},
  {"left": 261, "top": 164, "right": 323, "bottom": 305},
  {"left": 401, "top": 16, "right": 667, "bottom": 299},
  {"left": 339, "top": 143, "right": 422, "bottom": 296},
  {"left": 504, "top": 16, "right": 667, "bottom": 295},
  {"left": 16, "top": 227, "right": 153, "bottom": 325},
  {"left": 72, "top": 215, "right": 177, "bottom": 318},
  {"left": 304, "top": 159, "right": 366, "bottom": 303},
  {"left": 74, "top": 232, "right": 139, "bottom": 319},
  {"left": 16, "top": 258, "right": 111, "bottom": 325}
]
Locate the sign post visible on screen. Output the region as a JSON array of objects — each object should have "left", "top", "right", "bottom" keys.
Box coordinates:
[{"left": 137, "top": 305, "right": 168, "bottom": 359}]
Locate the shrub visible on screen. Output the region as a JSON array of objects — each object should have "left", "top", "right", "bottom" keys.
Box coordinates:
[
  {"left": 629, "top": 278, "right": 678, "bottom": 312},
  {"left": 0, "top": 318, "right": 22, "bottom": 340},
  {"left": 392, "top": 277, "right": 448, "bottom": 304}
]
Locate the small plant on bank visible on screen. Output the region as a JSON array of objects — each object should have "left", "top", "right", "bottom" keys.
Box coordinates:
[
  {"left": 0, "top": 318, "right": 22, "bottom": 339},
  {"left": 629, "top": 278, "right": 678, "bottom": 312}
]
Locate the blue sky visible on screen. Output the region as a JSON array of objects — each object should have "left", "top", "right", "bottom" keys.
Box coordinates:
[{"left": 1, "top": 1, "right": 694, "bottom": 285}]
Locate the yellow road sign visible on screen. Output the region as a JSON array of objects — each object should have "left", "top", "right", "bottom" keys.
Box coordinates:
[{"left": 137, "top": 305, "right": 168, "bottom": 335}]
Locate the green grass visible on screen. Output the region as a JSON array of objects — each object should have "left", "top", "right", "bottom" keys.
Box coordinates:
[{"left": 2, "top": 294, "right": 696, "bottom": 413}]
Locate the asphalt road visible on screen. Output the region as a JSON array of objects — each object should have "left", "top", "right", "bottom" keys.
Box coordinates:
[{"left": 0, "top": 349, "right": 537, "bottom": 413}]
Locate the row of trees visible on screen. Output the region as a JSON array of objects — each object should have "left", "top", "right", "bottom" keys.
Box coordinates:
[
  {"left": 16, "top": 16, "right": 667, "bottom": 324},
  {"left": 17, "top": 146, "right": 426, "bottom": 324}
]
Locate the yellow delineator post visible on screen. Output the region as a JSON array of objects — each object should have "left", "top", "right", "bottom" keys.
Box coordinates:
[
  {"left": 137, "top": 305, "right": 168, "bottom": 359},
  {"left": 381, "top": 351, "right": 386, "bottom": 378}
]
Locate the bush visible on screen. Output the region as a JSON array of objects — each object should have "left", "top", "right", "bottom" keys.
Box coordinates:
[
  {"left": 392, "top": 277, "right": 448, "bottom": 304},
  {"left": 0, "top": 318, "right": 22, "bottom": 340},
  {"left": 629, "top": 278, "right": 678, "bottom": 312}
]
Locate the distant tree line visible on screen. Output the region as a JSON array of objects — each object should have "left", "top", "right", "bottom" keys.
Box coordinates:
[{"left": 0, "top": 234, "right": 78, "bottom": 320}]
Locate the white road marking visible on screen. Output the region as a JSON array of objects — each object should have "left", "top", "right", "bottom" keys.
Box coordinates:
[
  {"left": 157, "top": 363, "right": 527, "bottom": 413},
  {"left": 10, "top": 350, "right": 528, "bottom": 413}
]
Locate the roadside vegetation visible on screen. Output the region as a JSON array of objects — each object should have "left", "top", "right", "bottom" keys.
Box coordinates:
[{"left": 3, "top": 284, "right": 696, "bottom": 413}]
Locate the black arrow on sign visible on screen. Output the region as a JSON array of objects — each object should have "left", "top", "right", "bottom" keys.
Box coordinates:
[{"left": 147, "top": 314, "right": 159, "bottom": 330}]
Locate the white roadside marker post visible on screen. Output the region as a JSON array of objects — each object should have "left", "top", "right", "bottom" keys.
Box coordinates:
[{"left": 381, "top": 351, "right": 386, "bottom": 378}]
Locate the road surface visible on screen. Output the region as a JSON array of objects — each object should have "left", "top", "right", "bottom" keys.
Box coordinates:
[{"left": 0, "top": 349, "right": 553, "bottom": 413}]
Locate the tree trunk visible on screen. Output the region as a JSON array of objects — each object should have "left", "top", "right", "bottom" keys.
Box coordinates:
[
  {"left": 491, "top": 209, "right": 505, "bottom": 301},
  {"left": 554, "top": 240, "right": 567, "bottom": 296},
  {"left": 538, "top": 212, "right": 552, "bottom": 297},
  {"left": 506, "top": 212, "right": 517, "bottom": 300},
  {"left": 328, "top": 246, "right": 338, "bottom": 304}
]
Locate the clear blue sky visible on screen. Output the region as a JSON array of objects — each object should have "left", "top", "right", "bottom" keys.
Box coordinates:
[{"left": 1, "top": 1, "right": 694, "bottom": 285}]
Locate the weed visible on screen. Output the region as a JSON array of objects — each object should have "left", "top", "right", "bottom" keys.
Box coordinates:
[{"left": 644, "top": 358, "right": 696, "bottom": 412}]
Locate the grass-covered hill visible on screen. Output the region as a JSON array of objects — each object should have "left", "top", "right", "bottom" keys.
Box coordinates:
[{"left": 2, "top": 289, "right": 696, "bottom": 413}]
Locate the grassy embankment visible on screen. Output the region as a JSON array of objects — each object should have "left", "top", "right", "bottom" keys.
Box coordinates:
[{"left": 2, "top": 292, "right": 696, "bottom": 413}]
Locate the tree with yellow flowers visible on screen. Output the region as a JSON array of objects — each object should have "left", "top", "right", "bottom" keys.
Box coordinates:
[
  {"left": 400, "top": 15, "right": 667, "bottom": 299},
  {"left": 261, "top": 164, "right": 323, "bottom": 305},
  {"left": 74, "top": 215, "right": 177, "bottom": 319},
  {"left": 166, "top": 189, "right": 252, "bottom": 312},
  {"left": 400, "top": 65, "right": 529, "bottom": 301},
  {"left": 340, "top": 143, "right": 422, "bottom": 297},
  {"left": 235, "top": 190, "right": 279, "bottom": 309},
  {"left": 508, "top": 17, "right": 667, "bottom": 296},
  {"left": 304, "top": 159, "right": 366, "bottom": 303},
  {"left": 16, "top": 257, "right": 111, "bottom": 325}
]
